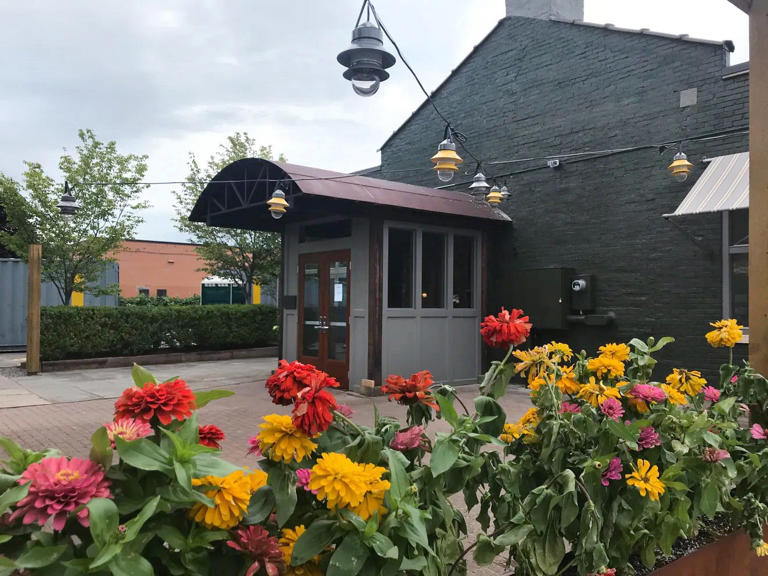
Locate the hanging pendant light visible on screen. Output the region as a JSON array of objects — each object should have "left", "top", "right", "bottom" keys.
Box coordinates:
[
  {"left": 430, "top": 127, "right": 463, "bottom": 182},
  {"left": 468, "top": 169, "right": 489, "bottom": 195},
  {"left": 337, "top": 3, "right": 396, "bottom": 98},
  {"left": 267, "top": 186, "right": 289, "bottom": 219},
  {"left": 668, "top": 146, "right": 694, "bottom": 183},
  {"left": 57, "top": 181, "right": 79, "bottom": 218},
  {"left": 500, "top": 184, "right": 510, "bottom": 199},
  {"left": 486, "top": 185, "right": 503, "bottom": 205}
]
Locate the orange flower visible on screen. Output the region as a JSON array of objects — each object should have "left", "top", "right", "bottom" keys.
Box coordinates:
[
  {"left": 382, "top": 370, "right": 439, "bottom": 410},
  {"left": 114, "top": 379, "right": 196, "bottom": 426},
  {"left": 480, "top": 307, "right": 532, "bottom": 348},
  {"left": 292, "top": 370, "right": 338, "bottom": 436}
]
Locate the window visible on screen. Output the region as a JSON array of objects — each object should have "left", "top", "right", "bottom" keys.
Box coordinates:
[
  {"left": 723, "top": 209, "right": 748, "bottom": 332},
  {"left": 452, "top": 235, "right": 474, "bottom": 308},
  {"left": 421, "top": 232, "right": 446, "bottom": 308},
  {"left": 157, "top": 289, "right": 167, "bottom": 298},
  {"left": 138, "top": 288, "right": 149, "bottom": 296},
  {"left": 387, "top": 228, "right": 414, "bottom": 308},
  {"left": 299, "top": 219, "right": 352, "bottom": 243}
]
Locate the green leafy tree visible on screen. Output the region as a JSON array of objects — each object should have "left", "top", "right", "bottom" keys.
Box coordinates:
[
  {"left": 0, "top": 129, "right": 149, "bottom": 304},
  {"left": 173, "top": 132, "right": 282, "bottom": 304}
]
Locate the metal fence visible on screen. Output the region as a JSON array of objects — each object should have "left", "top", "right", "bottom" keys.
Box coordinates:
[{"left": 0, "top": 259, "right": 118, "bottom": 350}]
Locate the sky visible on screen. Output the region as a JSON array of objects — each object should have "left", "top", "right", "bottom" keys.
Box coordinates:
[{"left": 0, "top": 1, "right": 748, "bottom": 242}]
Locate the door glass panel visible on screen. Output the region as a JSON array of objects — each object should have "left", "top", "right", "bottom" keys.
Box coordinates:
[
  {"left": 327, "top": 260, "right": 348, "bottom": 361},
  {"left": 387, "top": 228, "right": 414, "bottom": 308},
  {"left": 421, "top": 232, "right": 446, "bottom": 308},
  {"left": 302, "top": 263, "right": 320, "bottom": 357},
  {"left": 731, "top": 252, "right": 748, "bottom": 327},
  {"left": 452, "top": 235, "right": 474, "bottom": 308}
]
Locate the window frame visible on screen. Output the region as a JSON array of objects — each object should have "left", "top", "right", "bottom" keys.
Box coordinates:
[{"left": 722, "top": 210, "right": 749, "bottom": 342}]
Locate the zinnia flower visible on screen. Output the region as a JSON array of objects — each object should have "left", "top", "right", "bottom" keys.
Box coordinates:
[
  {"left": 625, "top": 459, "right": 666, "bottom": 501},
  {"left": 665, "top": 368, "right": 707, "bottom": 396},
  {"left": 556, "top": 365, "right": 581, "bottom": 395},
  {"left": 705, "top": 319, "right": 743, "bottom": 348},
  {"left": 349, "top": 463, "right": 390, "bottom": 520},
  {"left": 227, "top": 525, "right": 284, "bottom": 576},
  {"left": 527, "top": 375, "right": 547, "bottom": 393},
  {"left": 198, "top": 424, "right": 225, "bottom": 449},
  {"left": 703, "top": 386, "right": 721, "bottom": 403},
  {"left": 599, "top": 397, "right": 625, "bottom": 421},
  {"left": 258, "top": 414, "right": 317, "bottom": 463},
  {"left": 577, "top": 377, "right": 621, "bottom": 408},
  {"left": 755, "top": 541, "right": 768, "bottom": 558},
  {"left": 661, "top": 384, "right": 687, "bottom": 406},
  {"left": 587, "top": 356, "right": 625, "bottom": 379},
  {"left": 381, "top": 370, "right": 438, "bottom": 410},
  {"left": 247, "top": 434, "right": 262, "bottom": 456},
  {"left": 500, "top": 408, "right": 540, "bottom": 443},
  {"left": 10, "top": 456, "right": 111, "bottom": 531},
  {"left": 559, "top": 402, "right": 581, "bottom": 414},
  {"left": 296, "top": 468, "right": 316, "bottom": 494},
  {"left": 280, "top": 525, "right": 323, "bottom": 576},
  {"left": 601, "top": 457, "right": 623, "bottom": 486},
  {"left": 629, "top": 384, "right": 667, "bottom": 404},
  {"left": 480, "top": 307, "right": 532, "bottom": 348},
  {"left": 638, "top": 426, "right": 661, "bottom": 450},
  {"left": 390, "top": 426, "right": 425, "bottom": 451},
  {"left": 114, "top": 379, "right": 195, "bottom": 426},
  {"left": 293, "top": 370, "right": 339, "bottom": 436},
  {"left": 598, "top": 343, "right": 630, "bottom": 362},
  {"left": 750, "top": 423, "right": 767, "bottom": 440},
  {"left": 266, "top": 360, "right": 319, "bottom": 405},
  {"left": 701, "top": 447, "right": 730, "bottom": 462},
  {"left": 308, "top": 453, "right": 386, "bottom": 516},
  {"left": 512, "top": 347, "right": 552, "bottom": 383},
  {"left": 547, "top": 342, "right": 573, "bottom": 362},
  {"left": 190, "top": 469, "right": 267, "bottom": 529},
  {"left": 104, "top": 418, "right": 153, "bottom": 448}
]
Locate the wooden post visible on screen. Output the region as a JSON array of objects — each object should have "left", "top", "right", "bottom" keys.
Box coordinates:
[
  {"left": 26, "top": 244, "right": 41, "bottom": 375},
  {"left": 749, "top": 0, "right": 768, "bottom": 374}
]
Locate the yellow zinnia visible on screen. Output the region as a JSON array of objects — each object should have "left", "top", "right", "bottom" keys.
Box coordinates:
[
  {"left": 625, "top": 459, "right": 666, "bottom": 501},
  {"left": 280, "top": 525, "right": 324, "bottom": 576},
  {"left": 500, "top": 422, "right": 523, "bottom": 443},
  {"left": 556, "top": 365, "right": 581, "bottom": 395},
  {"left": 587, "top": 356, "right": 625, "bottom": 379},
  {"left": 755, "top": 541, "right": 768, "bottom": 558},
  {"left": 190, "top": 469, "right": 267, "bottom": 529},
  {"left": 528, "top": 375, "right": 546, "bottom": 393},
  {"left": 512, "top": 347, "right": 552, "bottom": 383},
  {"left": 598, "top": 343, "right": 630, "bottom": 362},
  {"left": 308, "top": 453, "right": 369, "bottom": 511},
  {"left": 577, "top": 377, "right": 621, "bottom": 408},
  {"left": 547, "top": 341, "right": 573, "bottom": 362},
  {"left": 661, "top": 384, "right": 687, "bottom": 406},
  {"left": 705, "top": 319, "right": 743, "bottom": 348},
  {"left": 258, "top": 414, "right": 317, "bottom": 464},
  {"left": 500, "top": 408, "right": 539, "bottom": 444},
  {"left": 349, "top": 463, "right": 390, "bottom": 521},
  {"left": 665, "top": 368, "right": 707, "bottom": 396}
]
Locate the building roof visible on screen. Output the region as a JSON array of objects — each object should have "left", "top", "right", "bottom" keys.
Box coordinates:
[
  {"left": 665, "top": 152, "right": 749, "bottom": 217},
  {"left": 189, "top": 158, "right": 510, "bottom": 230},
  {"left": 379, "top": 16, "right": 734, "bottom": 151}
]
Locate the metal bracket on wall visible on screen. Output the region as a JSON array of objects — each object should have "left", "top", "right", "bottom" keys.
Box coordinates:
[
  {"left": 662, "top": 216, "right": 715, "bottom": 259},
  {"left": 567, "top": 312, "right": 616, "bottom": 326}
]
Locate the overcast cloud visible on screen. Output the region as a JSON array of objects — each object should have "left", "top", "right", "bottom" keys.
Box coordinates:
[{"left": 0, "top": 1, "right": 747, "bottom": 241}]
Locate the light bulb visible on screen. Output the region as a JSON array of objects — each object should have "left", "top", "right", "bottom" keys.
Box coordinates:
[
  {"left": 270, "top": 209, "right": 284, "bottom": 220},
  {"left": 351, "top": 75, "right": 380, "bottom": 97},
  {"left": 436, "top": 169, "right": 455, "bottom": 183},
  {"left": 673, "top": 172, "right": 689, "bottom": 183}
]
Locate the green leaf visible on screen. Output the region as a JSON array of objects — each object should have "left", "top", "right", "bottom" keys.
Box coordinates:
[
  {"left": 494, "top": 524, "right": 533, "bottom": 547},
  {"left": 155, "top": 525, "right": 187, "bottom": 551},
  {"left": 176, "top": 412, "right": 199, "bottom": 444},
  {"left": 90, "top": 543, "right": 124, "bottom": 570},
  {"left": 399, "top": 556, "right": 427, "bottom": 571},
  {"left": 194, "top": 389, "right": 234, "bottom": 409},
  {"left": 713, "top": 396, "right": 737, "bottom": 416},
  {"left": 473, "top": 396, "right": 507, "bottom": 437},
  {"left": 328, "top": 533, "right": 370, "bottom": 576},
  {"left": 368, "top": 532, "right": 398, "bottom": 559},
  {"left": 108, "top": 551, "right": 154, "bottom": 576},
  {"left": 473, "top": 535, "right": 500, "bottom": 565},
  {"left": 114, "top": 436, "right": 172, "bottom": 474},
  {"left": 292, "top": 520, "right": 339, "bottom": 566},
  {"left": 131, "top": 364, "right": 156, "bottom": 388},
  {"left": 16, "top": 545, "right": 67, "bottom": 568},
  {"left": 400, "top": 504, "right": 431, "bottom": 552},
  {"left": 89, "top": 426, "right": 113, "bottom": 471},
  {"left": 88, "top": 498, "right": 120, "bottom": 548},
  {"left": 699, "top": 479, "right": 719, "bottom": 518},
  {"left": 0, "top": 483, "right": 29, "bottom": 515},
  {"left": 245, "top": 485, "right": 275, "bottom": 525},
  {"left": 0, "top": 437, "right": 24, "bottom": 462},
  {"left": 435, "top": 393, "right": 459, "bottom": 429},
  {"left": 431, "top": 438, "right": 460, "bottom": 477},
  {"left": 383, "top": 449, "right": 409, "bottom": 503},
  {"left": 648, "top": 336, "right": 675, "bottom": 352},
  {"left": 122, "top": 495, "right": 160, "bottom": 542},
  {"left": 268, "top": 467, "right": 297, "bottom": 527}
]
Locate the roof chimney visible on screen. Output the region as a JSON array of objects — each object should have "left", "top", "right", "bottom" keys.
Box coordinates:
[{"left": 505, "top": 0, "right": 584, "bottom": 20}]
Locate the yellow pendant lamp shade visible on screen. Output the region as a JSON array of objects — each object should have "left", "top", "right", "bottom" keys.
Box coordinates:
[
  {"left": 431, "top": 138, "right": 463, "bottom": 183},
  {"left": 267, "top": 189, "right": 289, "bottom": 219},
  {"left": 668, "top": 152, "right": 694, "bottom": 183},
  {"left": 486, "top": 185, "right": 503, "bottom": 205}
]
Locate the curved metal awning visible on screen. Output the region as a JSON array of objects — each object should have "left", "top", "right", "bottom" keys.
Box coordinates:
[{"left": 189, "top": 158, "right": 510, "bottom": 231}]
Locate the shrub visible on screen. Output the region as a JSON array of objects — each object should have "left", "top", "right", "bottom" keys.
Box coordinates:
[
  {"left": 40, "top": 304, "right": 278, "bottom": 360},
  {"left": 119, "top": 294, "right": 201, "bottom": 306}
]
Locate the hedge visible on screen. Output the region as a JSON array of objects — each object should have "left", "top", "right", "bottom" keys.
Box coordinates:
[{"left": 40, "top": 304, "right": 278, "bottom": 361}]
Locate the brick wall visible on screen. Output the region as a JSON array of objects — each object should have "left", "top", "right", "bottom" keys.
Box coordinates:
[{"left": 379, "top": 17, "right": 750, "bottom": 377}]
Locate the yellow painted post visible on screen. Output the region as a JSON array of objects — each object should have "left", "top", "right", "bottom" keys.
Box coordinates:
[
  {"left": 749, "top": 0, "right": 768, "bottom": 374},
  {"left": 26, "top": 244, "right": 41, "bottom": 375},
  {"left": 252, "top": 283, "right": 261, "bottom": 304},
  {"left": 71, "top": 274, "right": 84, "bottom": 307}
]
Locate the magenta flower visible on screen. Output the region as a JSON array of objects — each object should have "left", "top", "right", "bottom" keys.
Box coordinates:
[
  {"left": 390, "top": 425, "right": 425, "bottom": 451},
  {"left": 336, "top": 403, "right": 355, "bottom": 417},
  {"left": 247, "top": 434, "right": 262, "bottom": 456},
  {"left": 296, "top": 468, "right": 317, "bottom": 494},
  {"left": 601, "top": 457, "right": 623, "bottom": 486},
  {"left": 10, "top": 456, "right": 111, "bottom": 531},
  {"left": 599, "top": 398, "right": 625, "bottom": 421},
  {"left": 105, "top": 418, "right": 153, "bottom": 448},
  {"left": 702, "top": 447, "right": 730, "bottom": 462},
  {"left": 559, "top": 402, "right": 581, "bottom": 414},
  {"left": 730, "top": 374, "right": 739, "bottom": 383},
  {"left": 638, "top": 426, "right": 661, "bottom": 450},
  {"left": 751, "top": 424, "right": 767, "bottom": 440},
  {"left": 226, "top": 525, "right": 284, "bottom": 576},
  {"left": 702, "top": 386, "right": 721, "bottom": 403},
  {"left": 630, "top": 384, "right": 667, "bottom": 404}
]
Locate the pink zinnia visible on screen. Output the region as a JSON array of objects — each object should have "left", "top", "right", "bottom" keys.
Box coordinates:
[
  {"left": 751, "top": 424, "right": 767, "bottom": 440},
  {"left": 390, "top": 426, "right": 425, "bottom": 451},
  {"left": 730, "top": 374, "right": 739, "bottom": 383},
  {"left": 559, "top": 402, "right": 581, "bottom": 414},
  {"left": 630, "top": 384, "right": 667, "bottom": 404},
  {"left": 10, "top": 456, "right": 111, "bottom": 531},
  {"left": 638, "top": 426, "right": 661, "bottom": 450},
  {"left": 247, "top": 434, "right": 262, "bottom": 456},
  {"left": 105, "top": 418, "right": 153, "bottom": 448},
  {"left": 226, "top": 525, "right": 284, "bottom": 576},
  {"left": 702, "top": 386, "right": 721, "bottom": 403},
  {"left": 601, "top": 457, "right": 623, "bottom": 486},
  {"left": 600, "top": 398, "right": 625, "bottom": 421},
  {"left": 702, "top": 447, "right": 730, "bottom": 462},
  {"left": 296, "top": 468, "right": 317, "bottom": 494}
]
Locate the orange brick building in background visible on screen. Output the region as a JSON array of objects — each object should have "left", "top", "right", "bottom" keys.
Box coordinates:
[{"left": 116, "top": 240, "right": 206, "bottom": 298}]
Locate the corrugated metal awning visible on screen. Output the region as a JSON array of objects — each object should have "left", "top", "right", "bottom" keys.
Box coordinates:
[{"left": 665, "top": 152, "right": 749, "bottom": 216}]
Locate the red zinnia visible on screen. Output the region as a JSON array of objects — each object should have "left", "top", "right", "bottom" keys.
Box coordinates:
[
  {"left": 382, "top": 370, "right": 439, "bottom": 410},
  {"left": 480, "top": 307, "right": 532, "bottom": 348},
  {"left": 292, "top": 370, "right": 338, "bottom": 436},
  {"left": 114, "top": 379, "right": 196, "bottom": 426},
  {"left": 227, "top": 525, "right": 284, "bottom": 576},
  {"left": 198, "top": 424, "right": 225, "bottom": 449},
  {"left": 265, "top": 359, "right": 320, "bottom": 405}
]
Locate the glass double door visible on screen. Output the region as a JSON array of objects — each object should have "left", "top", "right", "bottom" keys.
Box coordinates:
[{"left": 298, "top": 250, "right": 350, "bottom": 388}]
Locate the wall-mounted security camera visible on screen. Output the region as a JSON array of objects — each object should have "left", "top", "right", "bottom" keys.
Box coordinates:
[
  {"left": 570, "top": 274, "right": 594, "bottom": 311},
  {"left": 547, "top": 159, "right": 561, "bottom": 169},
  {"left": 571, "top": 279, "right": 587, "bottom": 292}
]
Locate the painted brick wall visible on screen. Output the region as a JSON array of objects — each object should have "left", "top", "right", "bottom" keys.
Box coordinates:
[{"left": 378, "top": 17, "right": 750, "bottom": 377}]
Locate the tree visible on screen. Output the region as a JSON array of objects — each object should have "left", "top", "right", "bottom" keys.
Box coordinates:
[
  {"left": 173, "top": 132, "right": 282, "bottom": 304},
  {"left": 0, "top": 129, "right": 149, "bottom": 304}
]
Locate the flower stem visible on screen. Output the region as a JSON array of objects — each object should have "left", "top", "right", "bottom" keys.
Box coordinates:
[{"left": 332, "top": 410, "right": 366, "bottom": 437}]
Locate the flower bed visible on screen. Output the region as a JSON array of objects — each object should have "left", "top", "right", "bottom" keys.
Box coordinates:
[{"left": 0, "top": 311, "right": 766, "bottom": 576}]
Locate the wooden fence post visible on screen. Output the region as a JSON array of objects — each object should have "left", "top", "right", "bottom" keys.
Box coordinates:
[{"left": 26, "top": 244, "right": 41, "bottom": 375}]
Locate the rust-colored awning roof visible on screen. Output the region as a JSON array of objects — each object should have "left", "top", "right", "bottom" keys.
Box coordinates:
[{"left": 189, "top": 158, "right": 510, "bottom": 231}]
